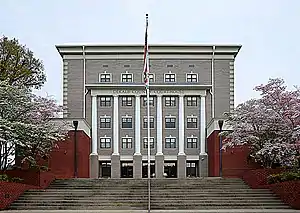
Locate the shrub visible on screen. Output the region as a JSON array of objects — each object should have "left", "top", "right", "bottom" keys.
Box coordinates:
[
  {"left": 0, "top": 174, "right": 24, "bottom": 183},
  {"left": 268, "top": 171, "right": 300, "bottom": 184}
]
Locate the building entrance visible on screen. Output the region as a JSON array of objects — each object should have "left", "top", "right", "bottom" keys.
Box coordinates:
[
  {"left": 142, "top": 161, "right": 155, "bottom": 178},
  {"left": 99, "top": 161, "right": 111, "bottom": 178},
  {"left": 121, "top": 161, "right": 133, "bottom": 178},
  {"left": 186, "top": 161, "right": 198, "bottom": 177},
  {"left": 164, "top": 161, "right": 177, "bottom": 178}
]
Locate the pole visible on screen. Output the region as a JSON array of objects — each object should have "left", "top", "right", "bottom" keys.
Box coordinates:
[
  {"left": 147, "top": 87, "right": 151, "bottom": 213},
  {"left": 73, "top": 120, "right": 79, "bottom": 178}
]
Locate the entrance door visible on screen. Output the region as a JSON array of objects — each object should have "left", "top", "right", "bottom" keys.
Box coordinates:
[
  {"left": 142, "top": 161, "right": 155, "bottom": 178},
  {"left": 164, "top": 161, "right": 177, "bottom": 178},
  {"left": 100, "top": 161, "right": 111, "bottom": 178},
  {"left": 121, "top": 162, "right": 133, "bottom": 178},
  {"left": 186, "top": 161, "right": 198, "bottom": 177}
]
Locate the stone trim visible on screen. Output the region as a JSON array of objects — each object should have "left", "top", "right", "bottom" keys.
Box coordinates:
[
  {"left": 63, "top": 61, "right": 68, "bottom": 117},
  {"left": 229, "top": 61, "right": 234, "bottom": 112}
]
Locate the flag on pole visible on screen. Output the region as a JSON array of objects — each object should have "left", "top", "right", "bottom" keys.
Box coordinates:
[{"left": 143, "top": 14, "right": 149, "bottom": 89}]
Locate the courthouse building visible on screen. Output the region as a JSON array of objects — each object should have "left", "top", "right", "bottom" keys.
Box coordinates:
[{"left": 56, "top": 44, "right": 241, "bottom": 179}]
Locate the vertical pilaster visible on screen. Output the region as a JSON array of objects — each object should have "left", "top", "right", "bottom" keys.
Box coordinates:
[
  {"left": 134, "top": 95, "right": 141, "bottom": 155},
  {"left": 90, "top": 95, "right": 98, "bottom": 178},
  {"left": 156, "top": 95, "right": 163, "bottom": 155},
  {"left": 199, "top": 95, "right": 208, "bottom": 177},
  {"left": 113, "top": 95, "right": 119, "bottom": 155},
  {"left": 178, "top": 95, "right": 185, "bottom": 155}
]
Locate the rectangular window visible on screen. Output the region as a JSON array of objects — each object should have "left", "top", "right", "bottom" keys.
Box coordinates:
[
  {"left": 165, "top": 96, "right": 176, "bottom": 106},
  {"left": 165, "top": 137, "right": 176, "bottom": 148},
  {"left": 143, "top": 137, "right": 154, "bottom": 149},
  {"left": 122, "top": 117, "right": 132, "bottom": 128},
  {"left": 187, "top": 117, "right": 197, "bottom": 128},
  {"left": 121, "top": 73, "right": 133, "bottom": 82},
  {"left": 100, "top": 97, "right": 111, "bottom": 107},
  {"left": 143, "top": 117, "right": 154, "bottom": 128},
  {"left": 121, "top": 96, "right": 133, "bottom": 106},
  {"left": 100, "top": 117, "right": 111, "bottom": 128},
  {"left": 100, "top": 137, "right": 111, "bottom": 148},
  {"left": 186, "top": 73, "right": 198, "bottom": 82},
  {"left": 187, "top": 137, "right": 197, "bottom": 148},
  {"left": 99, "top": 73, "right": 111, "bottom": 82},
  {"left": 149, "top": 73, "right": 155, "bottom": 82},
  {"left": 164, "top": 73, "right": 176, "bottom": 82},
  {"left": 122, "top": 137, "right": 133, "bottom": 149},
  {"left": 143, "top": 96, "right": 154, "bottom": 106},
  {"left": 187, "top": 96, "right": 197, "bottom": 106},
  {"left": 165, "top": 117, "right": 176, "bottom": 128}
]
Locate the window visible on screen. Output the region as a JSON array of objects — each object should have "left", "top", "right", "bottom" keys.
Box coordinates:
[
  {"left": 143, "top": 117, "right": 154, "bottom": 128},
  {"left": 121, "top": 73, "right": 133, "bottom": 82},
  {"left": 164, "top": 73, "right": 176, "bottom": 82},
  {"left": 165, "top": 137, "right": 176, "bottom": 148},
  {"left": 100, "top": 137, "right": 111, "bottom": 148},
  {"left": 100, "top": 117, "right": 111, "bottom": 128},
  {"left": 165, "top": 96, "right": 176, "bottom": 106},
  {"left": 165, "top": 117, "right": 176, "bottom": 128},
  {"left": 186, "top": 73, "right": 198, "bottom": 82},
  {"left": 143, "top": 96, "right": 154, "bottom": 106},
  {"left": 143, "top": 137, "right": 154, "bottom": 149},
  {"left": 122, "top": 137, "right": 133, "bottom": 149},
  {"left": 100, "top": 97, "right": 111, "bottom": 107},
  {"left": 187, "top": 96, "right": 197, "bottom": 106},
  {"left": 122, "top": 117, "right": 132, "bottom": 128},
  {"left": 187, "top": 137, "right": 198, "bottom": 148},
  {"left": 187, "top": 117, "right": 197, "bottom": 128},
  {"left": 122, "top": 96, "right": 133, "bottom": 106},
  {"left": 149, "top": 73, "right": 155, "bottom": 82},
  {"left": 99, "top": 73, "right": 111, "bottom": 82}
]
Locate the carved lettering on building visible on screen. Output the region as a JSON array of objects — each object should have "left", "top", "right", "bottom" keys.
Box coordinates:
[{"left": 112, "top": 90, "right": 184, "bottom": 95}]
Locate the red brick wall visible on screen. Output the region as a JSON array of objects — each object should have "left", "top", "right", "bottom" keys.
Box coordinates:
[{"left": 48, "top": 130, "right": 91, "bottom": 178}]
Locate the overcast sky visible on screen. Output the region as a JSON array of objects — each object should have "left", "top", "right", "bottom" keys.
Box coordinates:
[{"left": 1, "top": 0, "right": 299, "bottom": 105}]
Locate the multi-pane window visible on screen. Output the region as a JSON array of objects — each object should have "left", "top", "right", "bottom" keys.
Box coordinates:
[
  {"left": 100, "top": 117, "right": 111, "bottom": 128},
  {"left": 100, "top": 137, "right": 111, "bottom": 148},
  {"left": 165, "top": 137, "right": 176, "bottom": 148},
  {"left": 143, "top": 96, "right": 154, "bottom": 106},
  {"left": 186, "top": 73, "right": 198, "bottom": 82},
  {"left": 122, "top": 117, "right": 132, "bottom": 128},
  {"left": 143, "top": 117, "right": 155, "bottom": 128},
  {"left": 99, "top": 73, "right": 111, "bottom": 82},
  {"left": 143, "top": 137, "right": 154, "bottom": 149},
  {"left": 121, "top": 73, "right": 133, "bottom": 82},
  {"left": 122, "top": 137, "right": 133, "bottom": 149},
  {"left": 165, "top": 117, "right": 176, "bottom": 128},
  {"left": 149, "top": 73, "right": 155, "bottom": 82},
  {"left": 187, "top": 117, "right": 197, "bottom": 128},
  {"left": 122, "top": 96, "right": 133, "bottom": 106},
  {"left": 187, "top": 137, "right": 198, "bottom": 148},
  {"left": 187, "top": 96, "right": 197, "bottom": 106},
  {"left": 165, "top": 96, "right": 176, "bottom": 106},
  {"left": 164, "top": 73, "right": 176, "bottom": 82},
  {"left": 100, "top": 97, "right": 111, "bottom": 107}
]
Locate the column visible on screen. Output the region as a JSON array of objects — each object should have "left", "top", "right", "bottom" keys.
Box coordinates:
[
  {"left": 90, "top": 95, "right": 99, "bottom": 178},
  {"left": 199, "top": 95, "right": 208, "bottom": 177},
  {"left": 155, "top": 95, "right": 164, "bottom": 178},
  {"left": 177, "top": 94, "right": 186, "bottom": 178},
  {"left": 111, "top": 95, "right": 120, "bottom": 178},
  {"left": 133, "top": 95, "right": 142, "bottom": 178}
]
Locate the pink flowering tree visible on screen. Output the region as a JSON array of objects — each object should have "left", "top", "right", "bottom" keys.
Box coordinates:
[
  {"left": 223, "top": 78, "right": 300, "bottom": 168},
  {"left": 0, "top": 81, "right": 68, "bottom": 171}
]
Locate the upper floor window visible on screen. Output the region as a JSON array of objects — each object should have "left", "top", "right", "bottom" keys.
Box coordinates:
[
  {"left": 121, "top": 96, "right": 133, "bottom": 106},
  {"left": 187, "top": 116, "right": 198, "bottom": 129},
  {"left": 100, "top": 136, "right": 111, "bottom": 148},
  {"left": 143, "top": 137, "right": 155, "bottom": 149},
  {"left": 187, "top": 96, "right": 197, "bottom": 106},
  {"left": 99, "top": 72, "right": 111, "bottom": 82},
  {"left": 121, "top": 72, "right": 133, "bottom": 82},
  {"left": 187, "top": 136, "right": 198, "bottom": 148},
  {"left": 143, "top": 96, "right": 154, "bottom": 107},
  {"left": 122, "top": 116, "right": 132, "bottom": 128},
  {"left": 164, "top": 72, "right": 176, "bottom": 82},
  {"left": 186, "top": 72, "right": 198, "bottom": 82},
  {"left": 165, "top": 117, "right": 176, "bottom": 128},
  {"left": 122, "top": 136, "right": 133, "bottom": 149},
  {"left": 143, "top": 117, "right": 155, "bottom": 129},
  {"left": 100, "top": 116, "right": 111, "bottom": 128},
  {"left": 165, "top": 96, "right": 176, "bottom": 107},
  {"left": 165, "top": 136, "right": 176, "bottom": 148},
  {"left": 148, "top": 73, "right": 155, "bottom": 82},
  {"left": 100, "top": 96, "right": 111, "bottom": 107}
]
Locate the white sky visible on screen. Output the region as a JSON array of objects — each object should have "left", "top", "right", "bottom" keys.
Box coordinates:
[{"left": 1, "top": 0, "right": 299, "bottom": 105}]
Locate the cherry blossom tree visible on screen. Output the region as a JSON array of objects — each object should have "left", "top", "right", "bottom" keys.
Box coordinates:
[
  {"left": 223, "top": 78, "right": 300, "bottom": 168},
  {"left": 0, "top": 81, "right": 68, "bottom": 171}
]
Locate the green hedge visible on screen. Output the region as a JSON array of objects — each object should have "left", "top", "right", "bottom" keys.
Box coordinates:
[
  {"left": 0, "top": 174, "right": 23, "bottom": 183},
  {"left": 268, "top": 171, "right": 300, "bottom": 184}
]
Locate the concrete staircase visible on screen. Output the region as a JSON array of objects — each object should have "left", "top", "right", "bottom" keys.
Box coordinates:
[{"left": 9, "top": 178, "right": 295, "bottom": 211}]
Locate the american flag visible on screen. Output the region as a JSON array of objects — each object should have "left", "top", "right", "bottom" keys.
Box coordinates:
[{"left": 143, "top": 14, "right": 149, "bottom": 89}]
